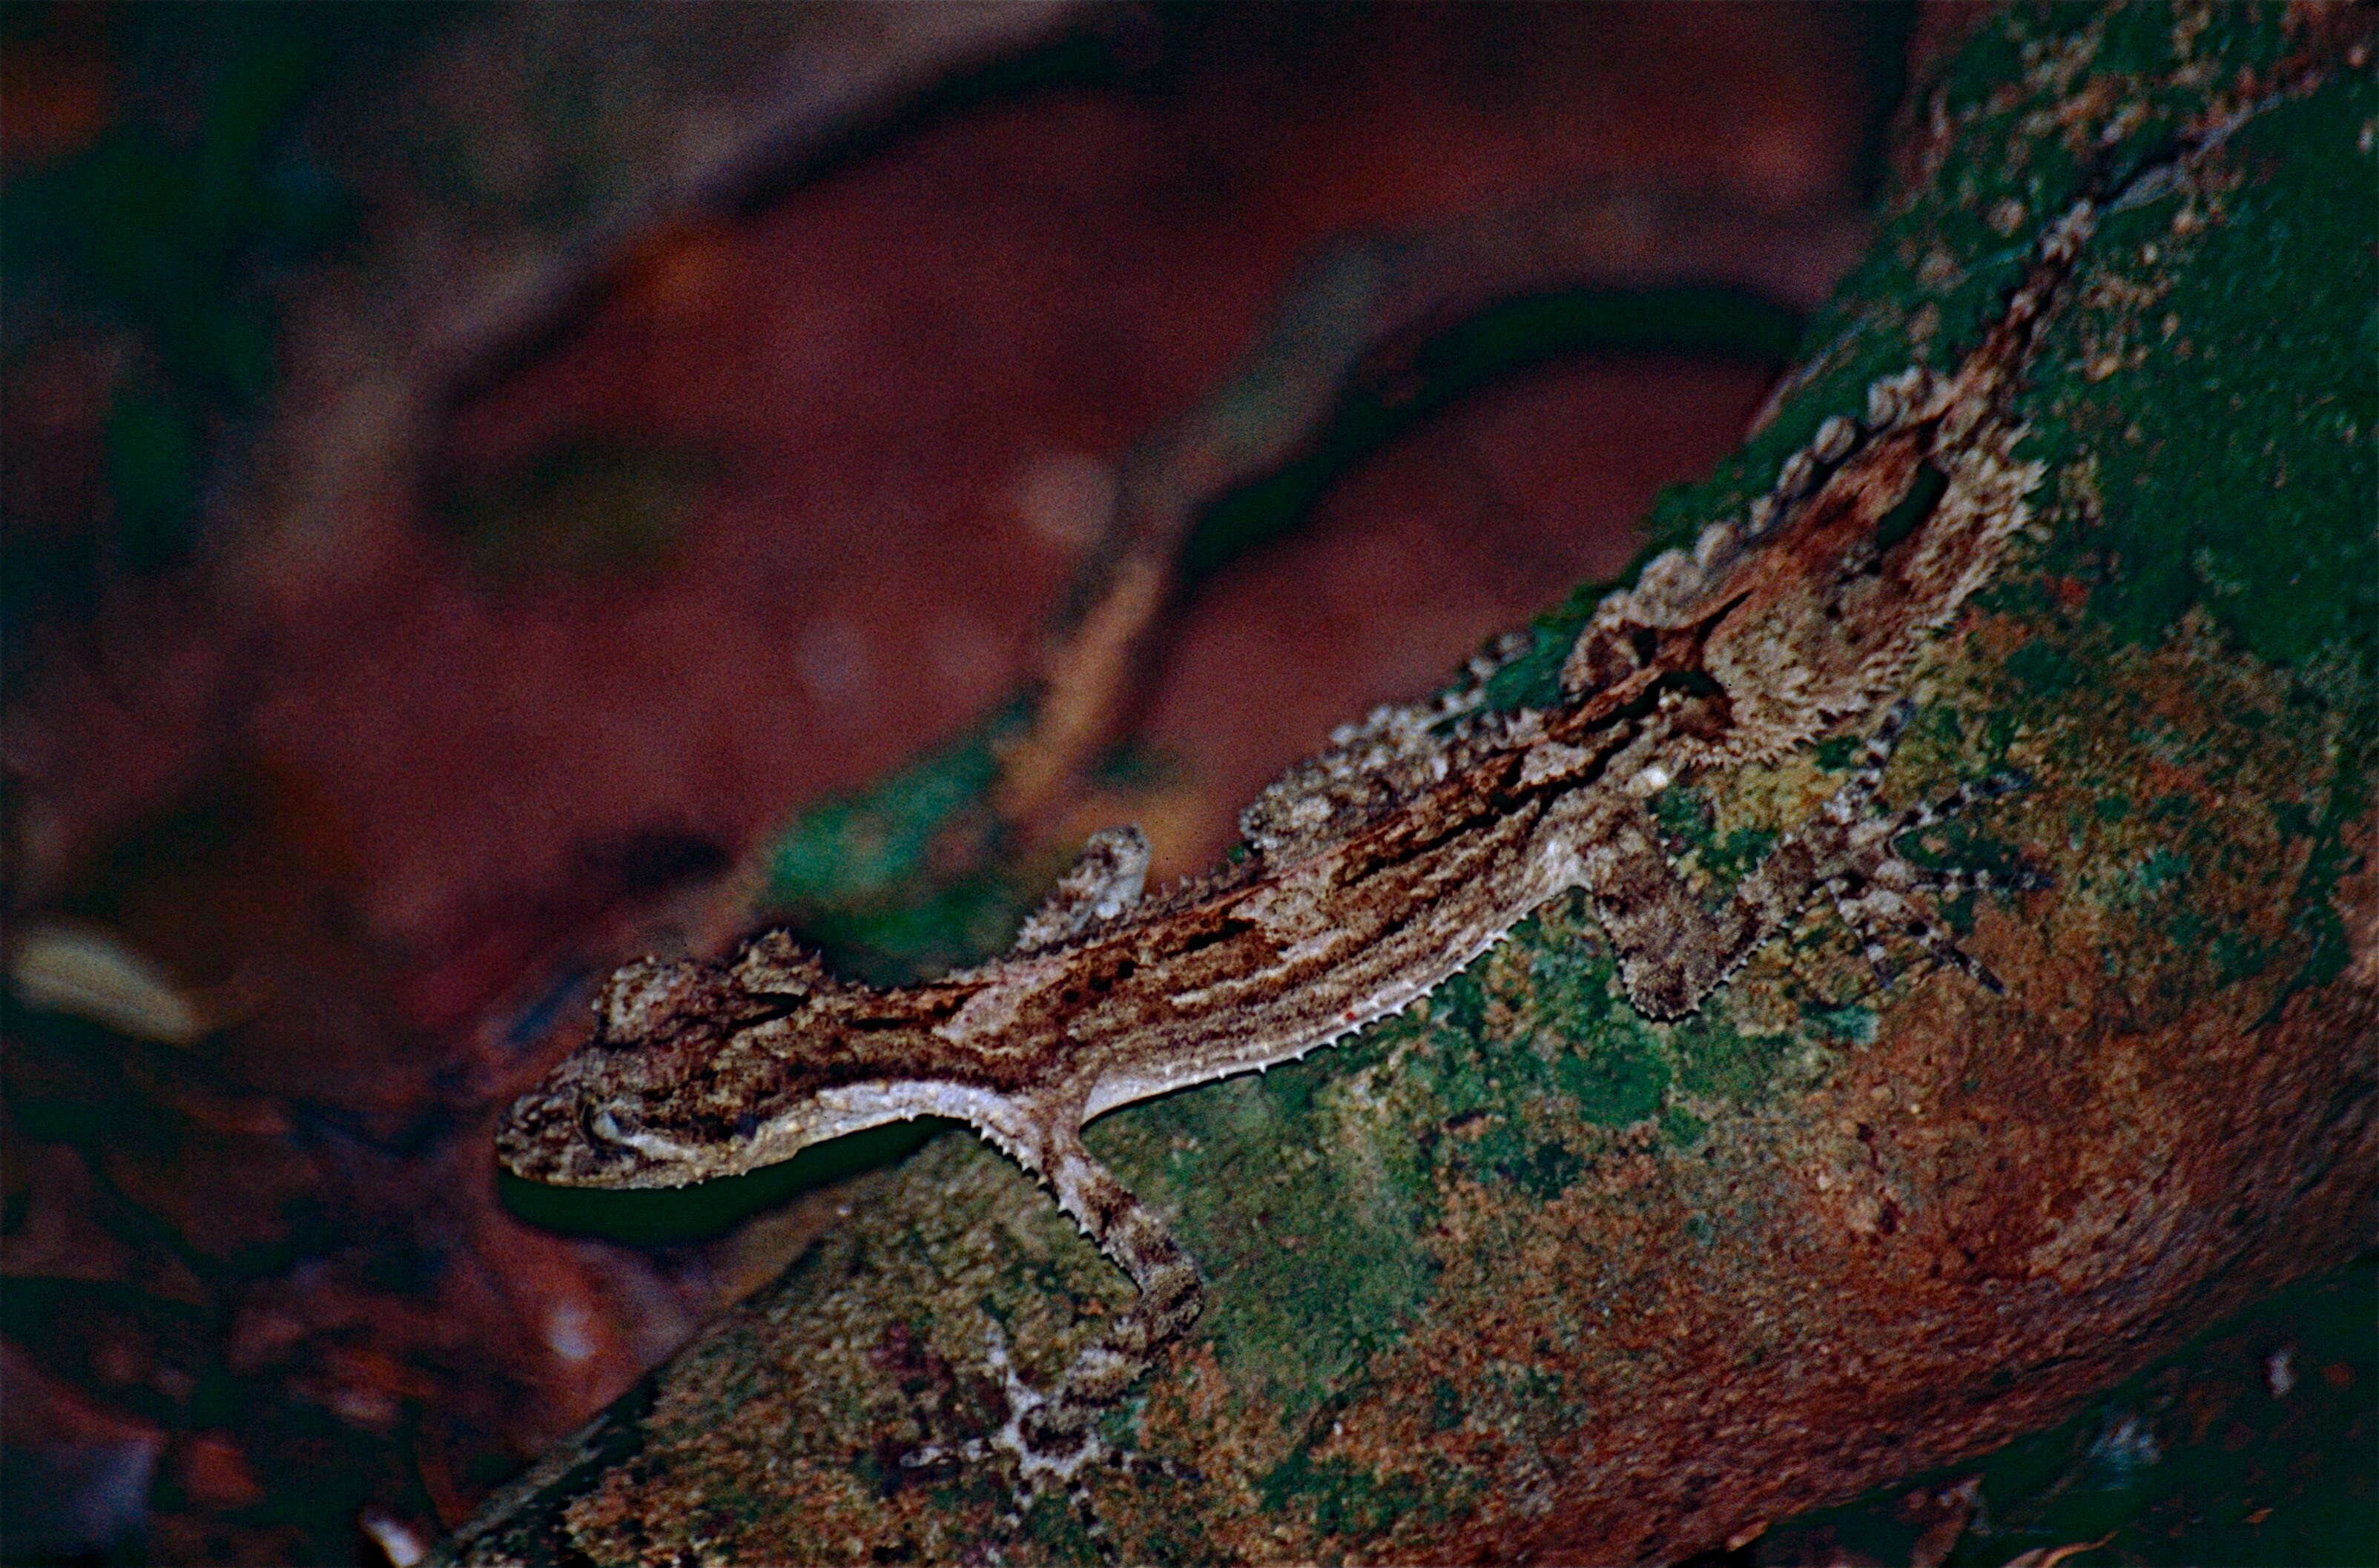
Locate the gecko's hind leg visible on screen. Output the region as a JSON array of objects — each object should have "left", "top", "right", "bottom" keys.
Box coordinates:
[
  {"left": 1588, "top": 698, "right": 2045, "bottom": 1019},
  {"left": 1821, "top": 695, "right": 1920, "bottom": 821},
  {"left": 1824, "top": 723, "right": 2053, "bottom": 993}
]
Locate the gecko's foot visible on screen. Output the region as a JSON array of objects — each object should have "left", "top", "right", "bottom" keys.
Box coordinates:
[{"left": 1821, "top": 700, "right": 2053, "bottom": 996}]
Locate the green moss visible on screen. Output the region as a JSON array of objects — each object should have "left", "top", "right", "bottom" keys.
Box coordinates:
[
  {"left": 1550, "top": 1026, "right": 1666, "bottom": 1130},
  {"left": 1497, "top": 1139, "right": 1588, "bottom": 1203},
  {"left": 2025, "top": 74, "right": 2378, "bottom": 674},
  {"left": 1800, "top": 1001, "right": 1877, "bottom": 1046},
  {"left": 759, "top": 724, "right": 1033, "bottom": 982},
  {"left": 1256, "top": 1450, "right": 1431, "bottom": 1541},
  {"left": 766, "top": 730, "right": 1001, "bottom": 906},
  {"left": 1646, "top": 783, "right": 1779, "bottom": 884},
  {"left": 1106, "top": 1040, "right": 1438, "bottom": 1425},
  {"left": 1479, "top": 612, "right": 1592, "bottom": 716},
  {"left": 2210, "top": 930, "right": 2280, "bottom": 990},
  {"left": 2128, "top": 848, "right": 2192, "bottom": 898},
  {"left": 2271, "top": 743, "right": 2373, "bottom": 1005},
  {"left": 1658, "top": 1105, "right": 1708, "bottom": 1148},
  {"left": 1811, "top": 735, "right": 1864, "bottom": 773},
  {"left": 1649, "top": 785, "right": 1716, "bottom": 856},
  {"left": 1669, "top": 1002, "right": 1792, "bottom": 1105},
  {"left": 2005, "top": 638, "right": 2085, "bottom": 701},
  {"left": 1529, "top": 925, "right": 1673, "bottom": 1127}
]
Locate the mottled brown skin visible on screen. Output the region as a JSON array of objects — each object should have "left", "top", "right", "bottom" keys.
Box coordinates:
[{"left": 495, "top": 136, "right": 2204, "bottom": 1510}]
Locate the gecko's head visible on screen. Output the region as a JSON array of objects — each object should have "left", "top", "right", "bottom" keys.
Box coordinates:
[{"left": 495, "top": 933, "right": 886, "bottom": 1189}]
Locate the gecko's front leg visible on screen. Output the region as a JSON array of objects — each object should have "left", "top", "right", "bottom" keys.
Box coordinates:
[
  {"left": 901, "top": 1117, "right": 1202, "bottom": 1538},
  {"left": 1570, "top": 698, "right": 2047, "bottom": 1021},
  {"left": 1001, "top": 824, "right": 1203, "bottom": 1472},
  {"left": 903, "top": 827, "right": 1202, "bottom": 1533},
  {"left": 1037, "top": 1134, "right": 1204, "bottom": 1424}
]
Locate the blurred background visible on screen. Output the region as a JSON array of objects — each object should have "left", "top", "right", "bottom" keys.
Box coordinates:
[{"left": 1, "top": 5, "right": 2366, "bottom": 1564}]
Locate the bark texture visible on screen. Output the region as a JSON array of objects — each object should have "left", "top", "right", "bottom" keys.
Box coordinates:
[{"left": 438, "top": 5, "right": 2376, "bottom": 1563}]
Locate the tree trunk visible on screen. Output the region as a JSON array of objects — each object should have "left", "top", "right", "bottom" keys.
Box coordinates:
[{"left": 438, "top": 5, "right": 2376, "bottom": 1563}]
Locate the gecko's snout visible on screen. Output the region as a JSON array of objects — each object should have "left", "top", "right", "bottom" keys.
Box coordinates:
[
  {"left": 493, "top": 1030, "right": 688, "bottom": 1184},
  {"left": 495, "top": 1022, "right": 733, "bottom": 1189},
  {"left": 495, "top": 1079, "right": 623, "bottom": 1185}
]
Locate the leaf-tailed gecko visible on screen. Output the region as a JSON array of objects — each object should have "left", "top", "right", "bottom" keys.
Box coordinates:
[{"left": 495, "top": 136, "right": 2223, "bottom": 1515}]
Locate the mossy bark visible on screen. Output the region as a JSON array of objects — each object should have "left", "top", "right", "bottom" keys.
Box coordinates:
[{"left": 438, "top": 6, "right": 2376, "bottom": 1563}]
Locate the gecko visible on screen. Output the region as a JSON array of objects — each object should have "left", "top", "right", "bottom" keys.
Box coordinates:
[{"left": 496, "top": 129, "right": 2232, "bottom": 1529}]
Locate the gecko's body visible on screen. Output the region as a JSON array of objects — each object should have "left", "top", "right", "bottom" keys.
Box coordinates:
[{"left": 499, "top": 164, "right": 2153, "bottom": 1504}]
